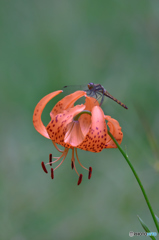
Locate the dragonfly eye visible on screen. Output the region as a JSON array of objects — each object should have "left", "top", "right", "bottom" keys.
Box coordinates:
[{"left": 87, "top": 82, "right": 94, "bottom": 90}]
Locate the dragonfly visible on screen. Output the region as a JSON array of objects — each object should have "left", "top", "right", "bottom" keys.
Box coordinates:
[{"left": 63, "top": 82, "right": 128, "bottom": 109}]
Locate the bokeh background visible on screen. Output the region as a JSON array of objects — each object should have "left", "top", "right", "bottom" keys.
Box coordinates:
[{"left": 0, "top": 0, "right": 159, "bottom": 239}]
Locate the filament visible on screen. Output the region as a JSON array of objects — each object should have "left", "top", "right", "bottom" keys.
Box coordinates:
[
  {"left": 53, "top": 141, "right": 64, "bottom": 153},
  {"left": 45, "top": 151, "right": 66, "bottom": 166},
  {"left": 54, "top": 149, "right": 69, "bottom": 170},
  {"left": 75, "top": 148, "right": 88, "bottom": 171}
]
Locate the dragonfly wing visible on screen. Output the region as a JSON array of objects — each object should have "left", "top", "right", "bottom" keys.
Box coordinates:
[{"left": 62, "top": 84, "right": 88, "bottom": 95}]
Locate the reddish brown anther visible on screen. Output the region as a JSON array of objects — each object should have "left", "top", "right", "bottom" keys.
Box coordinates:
[
  {"left": 41, "top": 161, "right": 48, "bottom": 173},
  {"left": 49, "top": 153, "right": 52, "bottom": 166},
  {"left": 51, "top": 168, "right": 54, "bottom": 179},
  {"left": 77, "top": 174, "right": 83, "bottom": 185},
  {"left": 88, "top": 167, "right": 92, "bottom": 179},
  {"left": 71, "top": 161, "right": 74, "bottom": 169}
]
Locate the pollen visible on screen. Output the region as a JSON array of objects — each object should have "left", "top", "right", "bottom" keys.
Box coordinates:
[
  {"left": 51, "top": 168, "right": 54, "bottom": 179},
  {"left": 41, "top": 161, "right": 48, "bottom": 173},
  {"left": 88, "top": 167, "right": 92, "bottom": 179},
  {"left": 49, "top": 154, "right": 52, "bottom": 166},
  {"left": 77, "top": 174, "right": 83, "bottom": 185}
]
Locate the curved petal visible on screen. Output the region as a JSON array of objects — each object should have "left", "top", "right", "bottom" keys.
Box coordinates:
[
  {"left": 79, "top": 96, "right": 99, "bottom": 136},
  {"left": 84, "top": 95, "right": 99, "bottom": 111},
  {"left": 33, "top": 90, "right": 62, "bottom": 138},
  {"left": 46, "top": 104, "right": 86, "bottom": 147},
  {"left": 50, "top": 91, "right": 86, "bottom": 118},
  {"left": 104, "top": 115, "right": 123, "bottom": 148},
  {"left": 77, "top": 106, "right": 107, "bottom": 152}
]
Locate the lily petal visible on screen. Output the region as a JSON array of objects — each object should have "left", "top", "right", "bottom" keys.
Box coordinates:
[
  {"left": 84, "top": 96, "right": 99, "bottom": 111},
  {"left": 50, "top": 91, "right": 86, "bottom": 118},
  {"left": 46, "top": 104, "right": 86, "bottom": 147},
  {"left": 77, "top": 106, "right": 107, "bottom": 152},
  {"left": 64, "top": 121, "right": 85, "bottom": 147},
  {"left": 79, "top": 96, "right": 99, "bottom": 136},
  {"left": 33, "top": 90, "right": 62, "bottom": 138},
  {"left": 104, "top": 115, "right": 123, "bottom": 148}
]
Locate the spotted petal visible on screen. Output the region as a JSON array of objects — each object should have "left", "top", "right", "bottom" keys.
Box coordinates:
[
  {"left": 33, "top": 90, "right": 62, "bottom": 138},
  {"left": 50, "top": 91, "right": 86, "bottom": 118},
  {"left": 46, "top": 104, "right": 86, "bottom": 148},
  {"left": 77, "top": 106, "right": 107, "bottom": 152},
  {"left": 61, "top": 97, "right": 100, "bottom": 147},
  {"left": 104, "top": 115, "right": 123, "bottom": 148}
]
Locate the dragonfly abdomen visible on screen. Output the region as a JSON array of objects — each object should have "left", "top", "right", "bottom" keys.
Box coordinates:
[
  {"left": 104, "top": 91, "right": 128, "bottom": 109},
  {"left": 114, "top": 99, "right": 128, "bottom": 109}
]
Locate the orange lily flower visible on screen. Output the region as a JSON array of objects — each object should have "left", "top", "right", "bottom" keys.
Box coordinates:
[{"left": 33, "top": 90, "right": 123, "bottom": 185}]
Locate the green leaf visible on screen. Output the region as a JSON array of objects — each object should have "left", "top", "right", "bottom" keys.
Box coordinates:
[{"left": 137, "top": 215, "right": 156, "bottom": 240}]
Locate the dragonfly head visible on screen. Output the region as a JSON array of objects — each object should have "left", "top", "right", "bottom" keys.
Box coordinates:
[{"left": 87, "top": 82, "right": 94, "bottom": 90}]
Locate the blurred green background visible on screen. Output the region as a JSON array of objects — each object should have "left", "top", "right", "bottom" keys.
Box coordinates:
[{"left": 0, "top": 0, "right": 159, "bottom": 239}]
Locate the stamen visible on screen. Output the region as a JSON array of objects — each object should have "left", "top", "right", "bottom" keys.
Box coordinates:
[
  {"left": 75, "top": 148, "right": 89, "bottom": 171},
  {"left": 73, "top": 161, "right": 79, "bottom": 176},
  {"left": 49, "top": 154, "right": 52, "bottom": 166},
  {"left": 51, "top": 168, "right": 54, "bottom": 179},
  {"left": 41, "top": 161, "right": 48, "bottom": 173},
  {"left": 45, "top": 152, "right": 65, "bottom": 165},
  {"left": 53, "top": 141, "right": 64, "bottom": 153},
  {"left": 77, "top": 174, "right": 83, "bottom": 185},
  {"left": 88, "top": 167, "right": 92, "bottom": 179},
  {"left": 71, "top": 148, "right": 75, "bottom": 169},
  {"left": 71, "top": 148, "right": 79, "bottom": 176},
  {"left": 71, "top": 161, "right": 74, "bottom": 169}
]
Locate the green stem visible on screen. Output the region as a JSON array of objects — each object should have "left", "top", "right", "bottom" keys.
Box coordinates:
[
  {"left": 73, "top": 110, "right": 91, "bottom": 121},
  {"left": 108, "top": 130, "right": 159, "bottom": 233}
]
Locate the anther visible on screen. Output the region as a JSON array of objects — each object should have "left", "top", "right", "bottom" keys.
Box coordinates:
[
  {"left": 41, "top": 161, "right": 48, "bottom": 173},
  {"left": 88, "top": 167, "right": 92, "bottom": 179},
  {"left": 51, "top": 168, "right": 54, "bottom": 179},
  {"left": 77, "top": 174, "right": 83, "bottom": 185},
  {"left": 49, "top": 154, "right": 52, "bottom": 166},
  {"left": 71, "top": 161, "right": 74, "bottom": 169}
]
